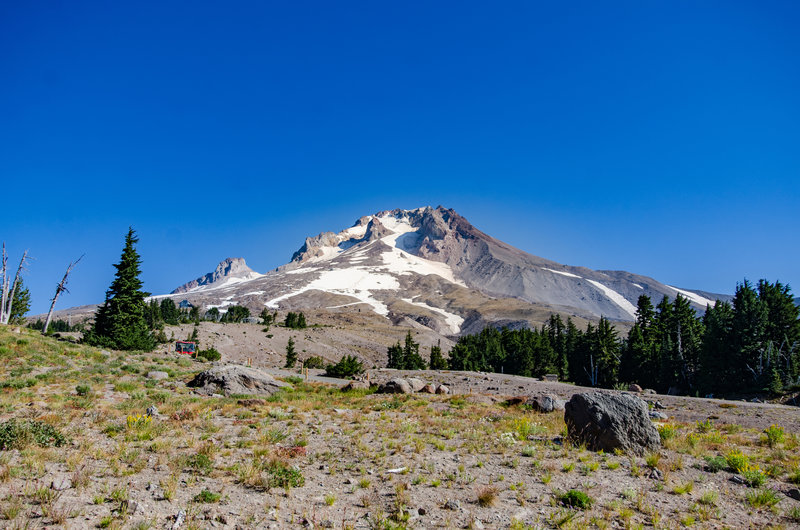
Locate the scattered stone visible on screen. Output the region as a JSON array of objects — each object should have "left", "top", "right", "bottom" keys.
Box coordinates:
[
  {"left": 319, "top": 520, "right": 334, "bottom": 528},
  {"left": 188, "top": 364, "right": 292, "bottom": 396},
  {"left": 146, "top": 405, "right": 159, "bottom": 417},
  {"left": 642, "top": 389, "right": 656, "bottom": 395},
  {"left": 378, "top": 378, "right": 413, "bottom": 394},
  {"left": 785, "top": 488, "right": 800, "bottom": 501},
  {"left": 648, "top": 468, "right": 663, "bottom": 480},
  {"left": 505, "top": 396, "right": 528, "bottom": 406},
  {"left": 172, "top": 509, "right": 186, "bottom": 529},
  {"left": 444, "top": 500, "right": 460, "bottom": 510},
  {"left": 344, "top": 478, "right": 353, "bottom": 485},
  {"left": 628, "top": 384, "right": 643, "bottom": 392},
  {"left": 51, "top": 477, "right": 72, "bottom": 491},
  {"left": 420, "top": 384, "right": 437, "bottom": 394},
  {"left": 471, "top": 519, "right": 485, "bottom": 529},
  {"left": 387, "top": 467, "right": 408, "bottom": 474},
  {"left": 543, "top": 374, "right": 559, "bottom": 382},
  {"left": 528, "top": 394, "right": 563, "bottom": 413},
  {"left": 418, "top": 507, "right": 427, "bottom": 516},
  {"left": 649, "top": 411, "right": 668, "bottom": 420},
  {"left": 435, "top": 385, "right": 450, "bottom": 395},
  {"left": 341, "top": 380, "right": 369, "bottom": 391},
  {"left": 731, "top": 475, "right": 746, "bottom": 485},
  {"left": 406, "top": 377, "right": 426, "bottom": 392},
  {"left": 147, "top": 371, "right": 169, "bottom": 380},
  {"left": 237, "top": 398, "right": 267, "bottom": 407},
  {"left": 564, "top": 392, "right": 661, "bottom": 455}
]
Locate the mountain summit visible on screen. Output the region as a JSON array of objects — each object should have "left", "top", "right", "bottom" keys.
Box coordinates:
[
  {"left": 172, "top": 257, "right": 261, "bottom": 294},
  {"left": 166, "top": 206, "right": 725, "bottom": 334}
]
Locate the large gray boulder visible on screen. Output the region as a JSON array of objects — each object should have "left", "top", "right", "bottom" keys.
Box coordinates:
[
  {"left": 564, "top": 392, "right": 660, "bottom": 455},
  {"left": 378, "top": 378, "right": 413, "bottom": 394},
  {"left": 406, "top": 377, "right": 427, "bottom": 392},
  {"left": 188, "top": 365, "right": 292, "bottom": 396}
]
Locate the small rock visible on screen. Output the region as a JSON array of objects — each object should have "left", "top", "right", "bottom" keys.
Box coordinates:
[
  {"left": 418, "top": 507, "right": 427, "bottom": 516},
  {"left": 407, "top": 377, "right": 426, "bottom": 392},
  {"left": 319, "top": 520, "right": 334, "bottom": 528},
  {"left": 172, "top": 509, "right": 186, "bottom": 530},
  {"left": 648, "top": 468, "right": 662, "bottom": 480},
  {"left": 642, "top": 389, "right": 656, "bottom": 395},
  {"left": 654, "top": 401, "right": 667, "bottom": 410},
  {"left": 435, "top": 385, "right": 450, "bottom": 395},
  {"left": 344, "top": 478, "right": 353, "bottom": 485},
  {"left": 444, "top": 500, "right": 460, "bottom": 510},
  {"left": 628, "top": 384, "right": 643, "bottom": 392},
  {"left": 146, "top": 371, "right": 169, "bottom": 380},
  {"left": 649, "top": 411, "right": 668, "bottom": 420},
  {"left": 786, "top": 488, "right": 800, "bottom": 501},
  {"left": 11, "top": 327, "right": 21, "bottom": 334},
  {"left": 420, "top": 384, "right": 437, "bottom": 394},
  {"left": 731, "top": 475, "right": 746, "bottom": 485},
  {"left": 51, "top": 477, "right": 72, "bottom": 491},
  {"left": 471, "top": 519, "right": 484, "bottom": 529},
  {"left": 146, "top": 405, "right": 159, "bottom": 417},
  {"left": 341, "top": 380, "right": 369, "bottom": 391}
]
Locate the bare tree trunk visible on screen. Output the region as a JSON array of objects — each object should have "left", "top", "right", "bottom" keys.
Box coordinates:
[
  {"left": 43, "top": 255, "right": 83, "bottom": 334},
  {"left": 0, "top": 245, "right": 29, "bottom": 325},
  {"left": 0, "top": 244, "right": 7, "bottom": 323}
]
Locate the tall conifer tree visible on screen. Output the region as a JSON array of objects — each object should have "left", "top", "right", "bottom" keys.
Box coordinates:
[{"left": 85, "top": 228, "right": 155, "bottom": 351}]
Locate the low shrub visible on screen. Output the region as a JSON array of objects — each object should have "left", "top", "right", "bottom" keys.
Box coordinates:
[
  {"left": 0, "top": 419, "right": 68, "bottom": 450},
  {"left": 197, "top": 348, "right": 221, "bottom": 362},
  {"left": 325, "top": 355, "right": 364, "bottom": 378},
  {"left": 303, "top": 356, "right": 325, "bottom": 369},
  {"left": 558, "top": 489, "right": 593, "bottom": 509}
]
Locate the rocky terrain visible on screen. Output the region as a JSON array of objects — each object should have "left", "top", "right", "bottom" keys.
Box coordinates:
[{"left": 2, "top": 325, "right": 800, "bottom": 529}]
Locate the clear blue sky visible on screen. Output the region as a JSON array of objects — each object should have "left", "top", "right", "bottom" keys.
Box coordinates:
[{"left": 2, "top": 1, "right": 798, "bottom": 315}]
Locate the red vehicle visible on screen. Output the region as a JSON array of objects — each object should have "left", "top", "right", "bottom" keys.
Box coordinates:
[{"left": 175, "top": 341, "right": 197, "bottom": 356}]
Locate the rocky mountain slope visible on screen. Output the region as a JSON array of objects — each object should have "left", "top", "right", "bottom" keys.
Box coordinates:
[{"left": 161, "top": 206, "right": 728, "bottom": 336}]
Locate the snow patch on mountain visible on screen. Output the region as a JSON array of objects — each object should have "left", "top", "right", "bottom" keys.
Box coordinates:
[
  {"left": 543, "top": 268, "right": 581, "bottom": 279},
  {"left": 586, "top": 280, "right": 638, "bottom": 319},
  {"left": 668, "top": 286, "right": 717, "bottom": 308},
  {"left": 265, "top": 268, "right": 400, "bottom": 315},
  {"left": 402, "top": 298, "right": 464, "bottom": 334}
]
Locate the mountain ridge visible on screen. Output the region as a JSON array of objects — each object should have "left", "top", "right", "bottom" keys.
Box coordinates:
[{"left": 161, "top": 206, "right": 730, "bottom": 336}]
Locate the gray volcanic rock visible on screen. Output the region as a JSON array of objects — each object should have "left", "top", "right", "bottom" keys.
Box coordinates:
[
  {"left": 564, "top": 391, "right": 660, "bottom": 455},
  {"left": 188, "top": 365, "right": 292, "bottom": 396},
  {"left": 172, "top": 258, "right": 259, "bottom": 294}
]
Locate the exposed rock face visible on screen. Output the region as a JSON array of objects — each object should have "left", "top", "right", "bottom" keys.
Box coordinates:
[
  {"left": 172, "top": 258, "right": 260, "bottom": 294},
  {"left": 564, "top": 392, "right": 660, "bottom": 455},
  {"left": 341, "top": 380, "right": 370, "bottom": 391},
  {"left": 188, "top": 365, "right": 292, "bottom": 396}
]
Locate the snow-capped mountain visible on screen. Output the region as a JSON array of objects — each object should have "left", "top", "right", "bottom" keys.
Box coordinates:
[
  {"left": 164, "top": 206, "right": 728, "bottom": 335},
  {"left": 172, "top": 257, "right": 262, "bottom": 294}
]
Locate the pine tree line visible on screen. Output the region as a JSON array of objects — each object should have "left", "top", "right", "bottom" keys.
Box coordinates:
[{"left": 395, "top": 279, "right": 800, "bottom": 398}]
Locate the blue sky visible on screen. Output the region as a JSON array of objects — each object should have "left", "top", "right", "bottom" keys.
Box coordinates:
[{"left": 2, "top": 1, "right": 798, "bottom": 314}]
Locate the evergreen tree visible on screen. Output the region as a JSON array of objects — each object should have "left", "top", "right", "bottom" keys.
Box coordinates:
[
  {"left": 731, "top": 280, "right": 768, "bottom": 390},
  {"left": 387, "top": 341, "right": 403, "bottom": 369},
  {"left": 160, "top": 298, "right": 180, "bottom": 325},
  {"left": 402, "top": 331, "right": 426, "bottom": 369},
  {"left": 5, "top": 278, "right": 31, "bottom": 325},
  {"left": 284, "top": 312, "right": 297, "bottom": 328},
  {"left": 259, "top": 307, "right": 273, "bottom": 326},
  {"left": 429, "top": 341, "right": 448, "bottom": 370},
  {"left": 285, "top": 337, "right": 297, "bottom": 368},
  {"left": 297, "top": 312, "right": 307, "bottom": 328},
  {"left": 84, "top": 228, "right": 155, "bottom": 351},
  {"left": 206, "top": 307, "right": 220, "bottom": 322},
  {"left": 698, "top": 300, "right": 734, "bottom": 394}
]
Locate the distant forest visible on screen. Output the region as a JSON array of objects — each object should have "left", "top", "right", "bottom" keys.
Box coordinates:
[{"left": 443, "top": 279, "right": 799, "bottom": 397}]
